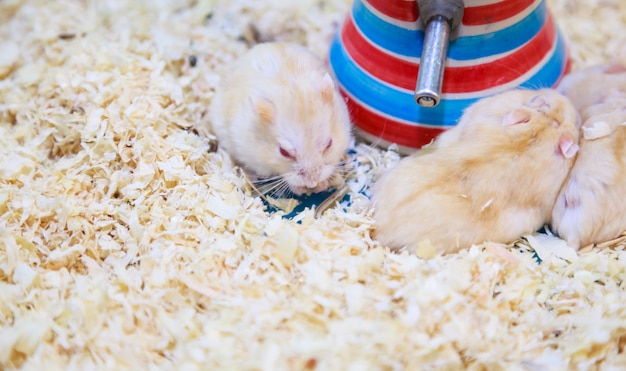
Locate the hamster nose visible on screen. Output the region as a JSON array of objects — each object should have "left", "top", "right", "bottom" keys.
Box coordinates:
[
  {"left": 305, "top": 179, "right": 319, "bottom": 188},
  {"left": 298, "top": 168, "right": 322, "bottom": 188}
]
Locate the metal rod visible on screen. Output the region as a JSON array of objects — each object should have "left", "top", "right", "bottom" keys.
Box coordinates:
[{"left": 414, "top": 15, "right": 450, "bottom": 108}]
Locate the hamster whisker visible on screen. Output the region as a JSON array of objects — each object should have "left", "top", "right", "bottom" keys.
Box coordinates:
[
  {"left": 338, "top": 160, "right": 357, "bottom": 171},
  {"left": 246, "top": 175, "right": 278, "bottom": 194},
  {"left": 494, "top": 59, "right": 549, "bottom": 91},
  {"left": 253, "top": 177, "right": 293, "bottom": 196},
  {"left": 336, "top": 155, "right": 358, "bottom": 172},
  {"left": 255, "top": 180, "right": 283, "bottom": 194},
  {"left": 253, "top": 175, "right": 284, "bottom": 185},
  {"left": 275, "top": 182, "right": 292, "bottom": 198},
  {"left": 257, "top": 178, "right": 292, "bottom": 198},
  {"left": 366, "top": 129, "right": 386, "bottom": 150},
  {"left": 261, "top": 179, "right": 292, "bottom": 198},
  {"left": 335, "top": 166, "right": 357, "bottom": 181}
]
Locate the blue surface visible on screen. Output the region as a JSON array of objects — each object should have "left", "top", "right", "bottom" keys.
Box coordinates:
[{"left": 261, "top": 187, "right": 351, "bottom": 220}]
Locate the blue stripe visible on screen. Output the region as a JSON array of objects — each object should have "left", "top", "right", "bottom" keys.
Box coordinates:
[
  {"left": 354, "top": 0, "right": 547, "bottom": 61},
  {"left": 328, "top": 28, "right": 568, "bottom": 127}
]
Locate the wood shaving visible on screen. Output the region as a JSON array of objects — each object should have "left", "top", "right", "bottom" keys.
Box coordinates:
[
  {"left": 1, "top": 0, "right": 626, "bottom": 369},
  {"left": 583, "top": 121, "right": 612, "bottom": 140},
  {"left": 415, "top": 239, "right": 438, "bottom": 259},
  {"left": 525, "top": 233, "right": 579, "bottom": 263},
  {"left": 314, "top": 185, "right": 350, "bottom": 218},
  {"left": 480, "top": 198, "right": 494, "bottom": 213}
]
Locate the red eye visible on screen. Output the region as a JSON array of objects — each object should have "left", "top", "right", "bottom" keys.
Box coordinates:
[{"left": 279, "top": 147, "right": 295, "bottom": 160}]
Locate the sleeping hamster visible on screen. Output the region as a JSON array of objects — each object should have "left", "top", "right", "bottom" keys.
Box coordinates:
[
  {"left": 209, "top": 42, "right": 353, "bottom": 195},
  {"left": 371, "top": 89, "right": 581, "bottom": 255},
  {"left": 551, "top": 61, "right": 626, "bottom": 249}
]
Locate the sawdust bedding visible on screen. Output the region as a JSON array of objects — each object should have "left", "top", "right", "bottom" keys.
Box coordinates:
[{"left": 2, "top": 0, "right": 626, "bottom": 369}]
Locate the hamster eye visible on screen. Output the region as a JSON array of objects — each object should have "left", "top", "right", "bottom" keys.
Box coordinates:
[
  {"left": 323, "top": 138, "right": 333, "bottom": 153},
  {"left": 528, "top": 95, "right": 549, "bottom": 110},
  {"left": 279, "top": 147, "right": 296, "bottom": 161}
]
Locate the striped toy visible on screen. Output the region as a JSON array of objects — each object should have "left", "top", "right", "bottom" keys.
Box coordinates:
[{"left": 328, "top": 0, "right": 571, "bottom": 153}]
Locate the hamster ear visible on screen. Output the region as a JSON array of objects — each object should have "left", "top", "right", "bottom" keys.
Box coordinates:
[
  {"left": 604, "top": 61, "right": 626, "bottom": 74},
  {"left": 251, "top": 96, "right": 275, "bottom": 123},
  {"left": 558, "top": 134, "right": 579, "bottom": 158},
  {"left": 502, "top": 109, "right": 531, "bottom": 126},
  {"left": 320, "top": 73, "right": 335, "bottom": 103}
]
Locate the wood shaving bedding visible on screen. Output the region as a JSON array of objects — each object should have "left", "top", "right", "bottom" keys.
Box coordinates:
[{"left": 1, "top": 0, "right": 626, "bottom": 369}]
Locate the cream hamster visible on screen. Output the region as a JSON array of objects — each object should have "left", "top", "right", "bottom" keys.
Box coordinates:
[
  {"left": 371, "top": 89, "right": 581, "bottom": 255},
  {"left": 555, "top": 61, "right": 626, "bottom": 110},
  {"left": 209, "top": 42, "right": 353, "bottom": 195},
  {"left": 551, "top": 62, "right": 626, "bottom": 249}
]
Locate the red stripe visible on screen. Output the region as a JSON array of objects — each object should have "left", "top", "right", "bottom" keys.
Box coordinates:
[
  {"left": 463, "top": 0, "right": 536, "bottom": 26},
  {"left": 366, "top": 0, "right": 418, "bottom": 23},
  {"left": 365, "top": 0, "right": 535, "bottom": 26},
  {"left": 342, "top": 15, "right": 556, "bottom": 93},
  {"left": 342, "top": 91, "right": 445, "bottom": 149}
]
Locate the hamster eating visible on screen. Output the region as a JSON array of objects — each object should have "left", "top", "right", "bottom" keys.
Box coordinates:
[
  {"left": 551, "top": 61, "right": 626, "bottom": 249},
  {"left": 209, "top": 42, "right": 353, "bottom": 196},
  {"left": 371, "top": 89, "right": 581, "bottom": 255}
]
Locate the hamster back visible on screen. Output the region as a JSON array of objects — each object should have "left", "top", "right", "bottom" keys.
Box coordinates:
[{"left": 371, "top": 89, "right": 580, "bottom": 255}]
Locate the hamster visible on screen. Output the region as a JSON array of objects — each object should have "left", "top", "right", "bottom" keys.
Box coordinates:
[
  {"left": 551, "top": 61, "right": 626, "bottom": 249},
  {"left": 371, "top": 88, "right": 581, "bottom": 255},
  {"left": 555, "top": 61, "right": 626, "bottom": 111},
  {"left": 209, "top": 42, "right": 353, "bottom": 196}
]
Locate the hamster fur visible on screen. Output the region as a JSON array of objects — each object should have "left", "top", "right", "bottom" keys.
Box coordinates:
[
  {"left": 209, "top": 42, "right": 353, "bottom": 195},
  {"left": 551, "top": 61, "right": 626, "bottom": 249},
  {"left": 371, "top": 88, "right": 581, "bottom": 255}
]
